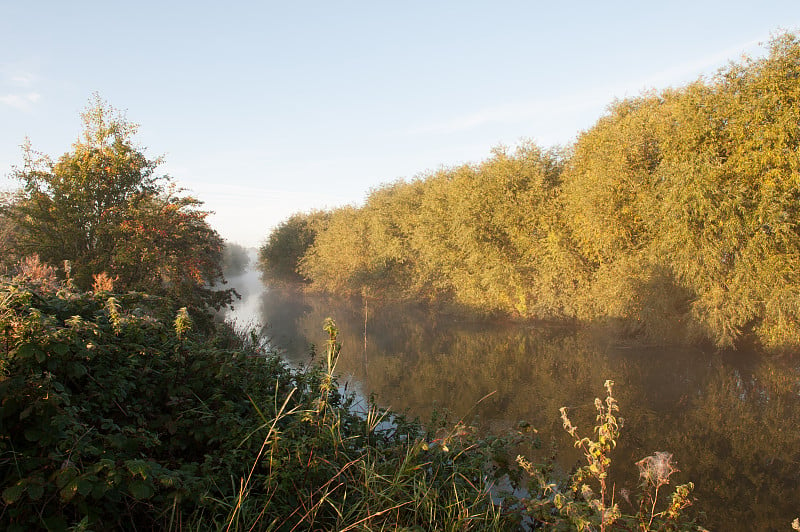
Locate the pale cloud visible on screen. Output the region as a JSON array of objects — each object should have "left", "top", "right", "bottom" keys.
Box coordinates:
[
  {"left": 0, "top": 63, "right": 41, "bottom": 111},
  {"left": 639, "top": 37, "right": 764, "bottom": 89},
  {"left": 10, "top": 73, "right": 36, "bottom": 87},
  {"left": 410, "top": 90, "right": 610, "bottom": 136},
  {"left": 0, "top": 92, "right": 41, "bottom": 110},
  {"left": 412, "top": 36, "right": 769, "bottom": 140},
  {"left": 0, "top": 63, "right": 39, "bottom": 87}
]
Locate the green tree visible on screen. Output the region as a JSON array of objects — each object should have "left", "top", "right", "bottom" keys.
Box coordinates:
[
  {"left": 447, "top": 143, "right": 564, "bottom": 317},
  {"left": 259, "top": 210, "right": 328, "bottom": 284},
  {"left": 299, "top": 205, "right": 373, "bottom": 294},
  {"left": 559, "top": 92, "right": 692, "bottom": 340},
  {"left": 6, "top": 95, "right": 231, "bottom": 311},
  {"left": 111, "top": 188, "right": 230, "bottom": 311},
  {"left": 0, "top": 190, "right": 21, "bottom": 275},
  {"left": 651, "top": 32, "right": 800, "bottom": 349},
  {"left": 222, "top": 241, "right": 251, "bottom": 277}
]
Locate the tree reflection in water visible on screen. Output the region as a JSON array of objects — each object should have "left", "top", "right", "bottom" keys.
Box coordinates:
[{"left": 247, "top": 286, "right": 799, "bottom": 530}]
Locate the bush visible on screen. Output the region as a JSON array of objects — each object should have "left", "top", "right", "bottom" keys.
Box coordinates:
[{"left": 0, "top": 277, "right": 297, "bottom": 529}]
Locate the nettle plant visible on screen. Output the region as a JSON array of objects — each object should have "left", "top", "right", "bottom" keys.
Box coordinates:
[{"left": 516, "top": 380, "right": 700, "bottom": 531}]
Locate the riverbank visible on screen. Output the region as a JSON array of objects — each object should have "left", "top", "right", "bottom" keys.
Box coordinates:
[{"left": 1, "top": 276, "right": 710, "bottom": 530}]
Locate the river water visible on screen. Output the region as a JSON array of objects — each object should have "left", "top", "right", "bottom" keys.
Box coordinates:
[{"left": 224, "top": 265, "right": 800, "bottom": 531}]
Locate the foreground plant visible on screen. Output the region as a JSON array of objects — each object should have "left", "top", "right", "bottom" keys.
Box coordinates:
[
  {"left": 0, "top": 275, "right": 289, "bottom": 530},
  {"left": 2, "top": 271, "right": 707, "bottom": 530},
  {"left": 516, "top": 380, "right": 700, "bottom": 531}
]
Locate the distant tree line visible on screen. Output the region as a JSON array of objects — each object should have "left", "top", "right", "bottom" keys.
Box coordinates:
[
  {"left": 260, "top": 32, "right": 800, "bottom": 353},
  {"left": 221, "top": 241, "right": 251, "bottom": 277}
]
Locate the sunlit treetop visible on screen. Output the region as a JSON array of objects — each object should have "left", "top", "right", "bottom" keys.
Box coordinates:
[{"left": 3, "top": 94, "right": 232, "bottom": 314}]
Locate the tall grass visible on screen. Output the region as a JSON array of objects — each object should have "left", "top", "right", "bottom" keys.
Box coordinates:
[{"left": 205, "top": 319, "right": 507, "bottom": 531}]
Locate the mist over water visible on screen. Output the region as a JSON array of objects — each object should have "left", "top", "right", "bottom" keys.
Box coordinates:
[
  {"left": 220, "top": 252, "right": 322, "bottom": 364},
  {"left": 222, "top": 262, "right": 800, "bottom": 530},
  {"left": 221, "top": 249, "right": 267, "bottom": 330}
]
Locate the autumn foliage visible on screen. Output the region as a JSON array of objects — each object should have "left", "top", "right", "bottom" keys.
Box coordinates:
[{"left": 2, "top": 95, "right": 232, "bottom": 314}]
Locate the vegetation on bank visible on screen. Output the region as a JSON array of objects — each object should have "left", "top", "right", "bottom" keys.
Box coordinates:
[
  {"left": 222, "top": 242, "right": 252, "bottom": 278},
  {"left": 0, "top": 96, "right": 507, "bottom": 530},
  {"left": 260, "top": 32, "right": 800, "bottom": 353},
  {"left": 0, "top": 275, "right": 499, "bottom": 530},
  {"left": 0, "top": 94, "right": 707, "bottom": 530},
  {"left": 0, "top": 273, "right": 703, "bottom": 530}
]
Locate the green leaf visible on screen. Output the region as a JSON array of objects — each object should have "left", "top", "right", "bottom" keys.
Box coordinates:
[
  {"left": 60, "top": 480, "right": 79, "bottom": 502},
  {"left": 91, "top": 481, "right": 108, "bottom": 499},
  {"left": 67, "top": 362, "right": 88, "bottom": 378},
  {"left": 553, "top": 492, "right": 565, "bottom": 509},
  {"left": 14, "top": 343, "right": 36, "bottom": 360},
  {"left": 2, "top": 484, "right": 24, "bottom": 504},
  {"left": 26, "top": 482, "right": 44, "bottom": 501},
  {"left": 128, "top": 479, "right": 154, "bottom": 500},
  {"left": 125, "top": 459, "right": 150, "bottom": 479},
  {"left": 55, "top": 467, "right": 77, "bottom": 488},
  {"left": 77, "top": 478, "right": 94, "bottom": 496},
  {"left": 52, "top": 342, "right": 70, "bottom": 356}
]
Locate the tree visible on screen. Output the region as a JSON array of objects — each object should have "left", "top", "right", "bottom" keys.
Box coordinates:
[
  {"left": 649, "top": 33, "right": 800, "bottom": 350},
  {"left": 111, "top": 188, "right": 231, "bottom": 311},
  {"left": 6, "top": 95, "right": 232, "bottom": 311},
  {"left": 259, "top": 210, "right": 328, "bottom": 285},
  {"left": 0, "top": 190, "right": 22, "bottom": 275},
  {"left": 222, "top": 241, "right": 251, "bottom": 277},
  {"left": 298, "top": 206, "right": 373, "bottom": 294}
]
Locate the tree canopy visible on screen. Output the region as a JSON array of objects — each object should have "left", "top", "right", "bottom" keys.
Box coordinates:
[{"left": 4, "top": 95, "right": 232, "bottom": 313}]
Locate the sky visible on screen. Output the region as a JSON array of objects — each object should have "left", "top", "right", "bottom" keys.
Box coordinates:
[{"left": 1, "top": 1, "right": 799, "bottom": 247}]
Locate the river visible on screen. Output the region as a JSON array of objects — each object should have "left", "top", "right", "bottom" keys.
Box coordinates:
[{"left": 224, "top": 263, "right": 800, "bottom": 531}]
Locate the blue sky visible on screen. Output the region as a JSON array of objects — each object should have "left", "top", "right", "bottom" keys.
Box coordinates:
[{"left": 1, "top": 2, "right": 798, "bottom": 247}]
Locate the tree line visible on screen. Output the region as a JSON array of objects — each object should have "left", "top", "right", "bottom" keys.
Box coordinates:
[{"left": 260, "top": 32, "right": 800, "bottom": 353}]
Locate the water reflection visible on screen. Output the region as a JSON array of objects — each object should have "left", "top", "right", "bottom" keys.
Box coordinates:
[{"left": 229, "top": 281, "right": 800, "bottom": 530}]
